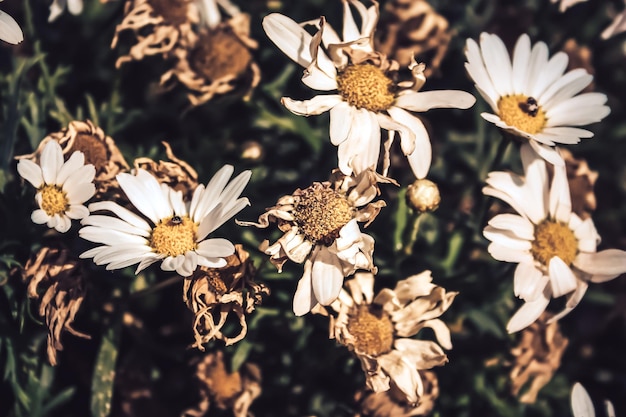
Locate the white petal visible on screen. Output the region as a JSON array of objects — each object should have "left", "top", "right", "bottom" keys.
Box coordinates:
[
  {"left": 117, "top": 170, "right": 170, "bottom": 224},
  {"left": 281, "top": 95, "right": 342, "bottom": 116},
  {"left": 511, "top": 34, "right": 531, "bottom": 95},
  {"left": 329, "top": 102, "right": 353, "bottom": 146},
  {"left": 506, "top": 291, "right": 550, "bottom": 333},
  {"left": 540, "top": 69, "right": 592, "bottom": 109},
  {"left": 190, "top": 165, "right": 234, "bottom": 221},
  {"left": 514, "top": 262, "right": 549, "bottom": 301},
  {"left": 0, "top": 9, "right": 23, "bottom": 44},
  {"left": 196, "top": 238, "right": 235, "bottom": 259},
  {"left": 480, "top": 33, "right": 513, "bottom": 97},
  {"left": 464, "top": 38, "right": 499, "bottom": 109},
  {"left": 487, "top": 243, "right": 534, "bottom": 263},
  {"left": 520, "top": 143, "right": 549, "bottom": 220},
  {"left": 574, "top": 250, "right": 626, "bottom": 277},
  {"left": 17, "top": 159, "right": 43, "bottom": 188},
  {"left": 342, "top": 0, "right": 361, "bottom": 41},
  {"left": 56, "top": 151, "right": 85, "bottom": 185},
  {"left": 487, "top": 214, "right": 535, "bottom": 240},
  {"left": 293, "top": 260, "right": 316, "bottom": 316},
  {"left": 262, "top": 13, "right": 313, "bottom": 67},
  {"left": 31, "top": 209, "right": 49, "bottom": 225},
  {"left": 549, "top": 256, "right": 578, "bottom": 298},
  {"left": 548, "top": 280, "right": 588, "bottom": 322},
  {"left": 311, "top": 248, "right": 344, "bottom": 306},
  {"left": 302, "top": 61, "right": 338, "bottom": 91},
  {"left": 65, "top": 204, "right": 89, "bottom": 220},
  {"left": 528, "top": 139, "right": 565, "bottom": 167},
  {"left": 483, "top": 226, "right": 533, "bottom": 251},
  {"left": 394, "top": 90, "right": 476, "bottom": 112},
  {"left": 40, "top": 140, "right": 64, "bottom": 184},
  {"left": 571, "top": 383, "right": 595, "bottom": 417},
  {"left": 349, "top": 109, "right": 381, "bottom": 175},
  {"left": 67, "top": 0, "right": 82, "bottom": 15},
  {"left": 87, "top": 201, "right": 152, "bottom": 231},
  {"left": 389, "top": 107, "right": 431, "bottom": 179},
  {"left": 176, "top": 251, "right": 198, "bottom": 277},
  {"left": 161, "top": 255, "right": 185, "bottom": 272},
  {"left": 54, "top": 214, "right": 72, "bottom": 233},
  {"left": 66, "top": 182, "right": 96, "bottom": 204}
]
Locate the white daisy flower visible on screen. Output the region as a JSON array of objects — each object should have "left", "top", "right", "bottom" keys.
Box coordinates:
[
  {"left": 79, "top": 165, "right": 251, "bottom": 277},
  {"left": 17, "top": 140, "right": 96, "bottom": 233},
  {"left": 263, "top": 0, "right": 475, "bottom": 179},
  {"left": 465, "top": 32, "right": 610, "bottom": 166},
  {"left": 483, "top": 144, "right": 626, "bottom": 333},
  {"left": 49, "top": 0, "right": 83, "bottom": 22},
  {"left": 0, "top": 1, "right": 24, "bottom": 44}
]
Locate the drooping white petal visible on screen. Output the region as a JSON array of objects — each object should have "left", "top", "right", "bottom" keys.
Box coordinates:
[
  {"left": 282, "top": 95, "right": 342, "bottom": 116},
  {"left": 394, "top": 90, "right": 476, "bottom": 112},
  {"left": 311, "top": 248, "right": 345, "bottom": 306},
  {"left": 571, "top": 383, "right": 595, "bottom": 417},
  {"left": 329, "top": 101, "right": 353, "bottom": 146},
  {"left": 548, "top": 159, "right": 572, "bottom": 223},
  {"left": 196, "top": 238, "right": 235, "bottom": 259},
  {"left": 293, "top": 259, "right": 316, "bottom": 316},
  {"left": 528, "top": 139, "right": 565, "bottom": 167},
  {"left": 506, "top": 291, "right": 551, "bottom": 333},
  {"left": 514, "top": 262, "right": 549, "bottom": 301},
  {"left": 548, "top": 256, "right": 578, "bottom": 298}
]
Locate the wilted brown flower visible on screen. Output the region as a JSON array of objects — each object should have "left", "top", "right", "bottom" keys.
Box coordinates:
[
  {"left": 509, "top": 312, "right": 569, "bottom": 403},
  {"left": 328, "top": 272, "right": 456, "bottom": 405},
  {"left": 183, "top": 245, "right": 269, "bottom": 349},
  {"left": 22, "top": 245, "right": 90, "bottom": 366},
  {"left": 112, "top": 0, "right": 199, "bottom": 68},
  {"left": 182, "top": 350, "right": 261, "bottom": 417},
  {"left": 15, "top": 120, "right": 129, "bottom": 199},
  {"left": 355, "top": 370, "right": 439, "bottom": 417},
  {"left": 545, "top": 149, "right": 598, "bottom": 220},
  {"left": 160, "top": 8, "right": 260, "bottom": 107},
  {"left": 133, "top": 141, "right": 199, "bottom": 200},
  {"left": 375, "top": 0, "right": 451, "bottom": 77}
]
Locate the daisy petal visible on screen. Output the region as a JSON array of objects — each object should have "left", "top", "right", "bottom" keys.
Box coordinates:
[
  {"left": 281, "top": 95, "right": 342, "bottom": 116},
  {"left": 311, "top": 248, "right": 344, "bottom": 305},
  {"left": 506, "top": 290, "right": 550, "bottom": 333},
  {"left": 263, "top": 13, "right": 313, "bottom": 67},
  {"left": 549, "top": 256, "right": 578, "bottom": 297},
  {"left": 574, "top": 249, "right": 626, "bottom": 277}
]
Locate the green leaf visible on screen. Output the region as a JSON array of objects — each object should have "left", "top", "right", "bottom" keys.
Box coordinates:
[
  {"left": 90, "top": 322, "right": 121, "bottom": 417},
  {"left": 465, "top": 309, "right": 505, "bottom": 338}
]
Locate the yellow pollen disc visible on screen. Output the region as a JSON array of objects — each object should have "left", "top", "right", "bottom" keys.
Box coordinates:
[
  {"left": 67, "top": 134, "right": 108, "bottom": 172},
  {"left": 39, "top": 185, "right": 69, "bottom": 216},
  {"left": 497, "top": 95, "right": 547, "bottom": 134},
  {"left": 150, "top": 215, "right": 198, "bottom": 257},
  {"left": 531, "top": 220, "right": 578, "bottom": 266},
  {"left": 347, "top": 305, "right": 395, "bottom": 357},
  {"left": 293, "top": 186, "right": 355, "bottom": 245},
  {"left": 336, "top": 64, "right": 395, "bottom": 112}
]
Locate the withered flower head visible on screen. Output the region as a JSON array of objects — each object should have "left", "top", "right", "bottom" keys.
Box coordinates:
[
  {"left": 375, "top": 0, "right": 452, "bottom": 77},
  {"left": 16, "top": 120, "right": 129, "bottom": 200},
  {"left": 182, "top": 350, "right": 261, "bottom": 417},
  {"left": 183, "top": 245, "right": 269, "bottom": 349},
  {"left": 133, "top": 141, "right": 199, "bottom": 200},
  {"left": 509, "top": 312, "right": 569, "bottom": 403},
  {"left": 354, "top": 370, "right": 439, "bottom": 417},
  {"left": 111, "top": 0, "right": 200, "bottom": 68},
  {"left": 239, "top": 168, "right": 394, "bottom": 316},
  {"left": 329, "top": 272, "right": 456, "bottom": 405},
  {"left": 160, "top": 4, "right": 260, "bottom": 107},
  {"left": 22, "top": 245, "right": 90, "bottom": 366}
]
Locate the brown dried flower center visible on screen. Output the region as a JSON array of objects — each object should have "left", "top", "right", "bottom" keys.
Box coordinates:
[
  {"left": 293, "top": 186, "right": 354, "bottom": 245},
  {"left": 149, "top": 0, "right": 189, "bottom": 26},
  {"left": 347, "top": 306, "right": 395, "bottom": 356},
  {"left": 205, "top": 360, "right": 242, "bottom": 403},
  {"left": 39, "top": 185, "right": 69, "bottom": 216},
  {"left": 150, "top": 215, "right": 197, "bottom": 257},
  {"left": 206, "top": 270, "right": 228, "bottom": 295},
  {"left": 191, "top": 30, "right": 252, "bottom": 81},
  {"left": 337, "top": 64, "right": 395, "bottom": 112},
  {"left": 67, "top": 134, "right": 108, "bottom": 172},
  {"left": 497, "top": 95, "right": 547, "bottom": 134},
  {"left": 531, "top": 220, "right": 578, "bottom": 266}
]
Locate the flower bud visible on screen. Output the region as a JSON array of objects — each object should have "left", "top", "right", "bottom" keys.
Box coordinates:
[{"left": 406, "top": 179, "right": 440, "bottom": 213}]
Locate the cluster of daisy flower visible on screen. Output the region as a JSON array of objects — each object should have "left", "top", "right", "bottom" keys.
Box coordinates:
[{"left": 4, "top": 0, "right": 626, "bottom": 414}]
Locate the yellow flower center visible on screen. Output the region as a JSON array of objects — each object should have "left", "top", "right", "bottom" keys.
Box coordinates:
[
  {"left": 150, "top": 215, "right": 198, "bottom": 257},
  {"left": 149, "top": 0, "right": 189, "bottom": 26},
  {"left": 39, "top": 185, "right": 69, "bottom": 216},
  {"left": 530, "top": 220, "right": 578, "bottom": 266},
  {"left": 347, "top": 305, "right": 395, "bottom": 357},
  {"left": 497, "top": 95, "right": 547, "bottom": 134},
  {"left": 336, "top": 64, "right": 395, "bottom": 112},
  {"left": 293, "top": 186, "right": 355, "bottom": 245},
  {"left": 67, "top": 134, "right": 108, "bottom": 173}
]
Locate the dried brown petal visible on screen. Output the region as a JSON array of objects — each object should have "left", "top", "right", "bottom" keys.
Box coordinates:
[
  {"left": 509, "top": 312, "right": 569, "bottom": 403},
  {"left": 182, "top": 351, "right": 261, "bottom": 417},
  {"left": 21, "top": 245, "right": 90, "bottom": 366},
  {"left": 133, "top": 141, "right": 199, "bottom": 200},
  {"left": 375, "top": 0, "right": 451, "bottom": 77},
  {"left": 112, "top": 0, "right": 199, "bottom": 68},
  {"left": 15, "top": 120, "right": 129, "bottom": 200},
  {"left": 183, "top": 245, "right": 269, "bottom": 349}
]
